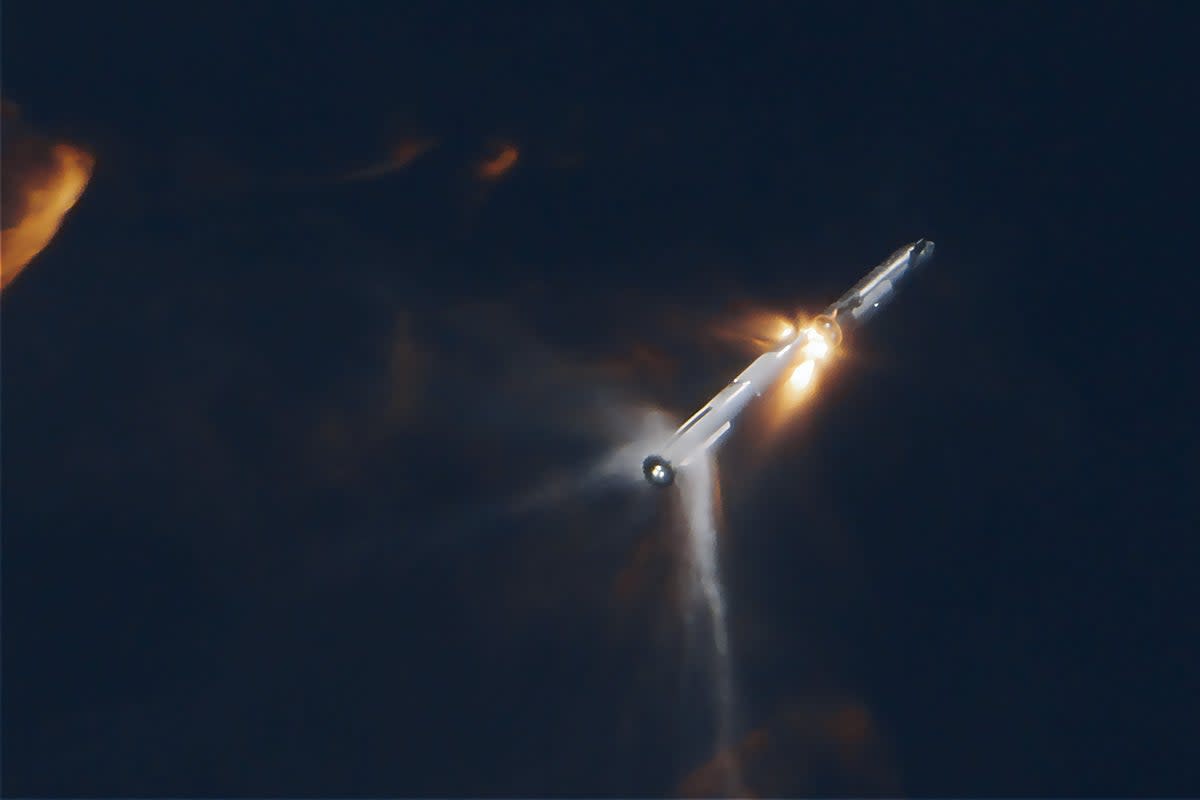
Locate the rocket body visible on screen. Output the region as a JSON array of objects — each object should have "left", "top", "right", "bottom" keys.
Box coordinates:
[
  {"left": 642, "top": 239, "right": 935, "bottom": 487},
  {"left": 825, "top": 239, "right": 936, "bottom": 330}
]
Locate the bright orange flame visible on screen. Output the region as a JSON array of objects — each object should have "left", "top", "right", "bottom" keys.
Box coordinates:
[
  {"left": 478, "top": 143, "right": 519, "bottom": 180},
  {"left": 759, "top": 318, "right": 843, "bottom": 442},
  {"left": 801, "top": 328, "right": 831, "bottom": 360},
  {"left": 708, "top": 310, "right": 799, "bottom": 352},
  {"left": 1, "top": 143, "right": 94, "bottom": 289},
  {"left": 789, "top": 359, "right": 817, "bottom": 390},
  {"left": 788, "top": 327, "right": 835, "bottom": 392}
]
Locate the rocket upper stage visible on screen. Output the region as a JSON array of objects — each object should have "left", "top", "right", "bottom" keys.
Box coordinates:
[
  {"left": 825, "top": 239, "right": 935, "bottom": 329},
  {"left": 642, "top": 239, "right": 935, "bottom": 487}
]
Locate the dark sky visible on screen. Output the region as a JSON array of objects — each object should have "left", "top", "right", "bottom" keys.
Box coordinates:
[{"left": 3, "top": 2, "right": 1197, "bottom": 796}]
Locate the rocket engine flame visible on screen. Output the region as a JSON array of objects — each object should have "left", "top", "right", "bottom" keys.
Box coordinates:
[
  {"left": 787, "top": 326, "right": 835, "bottom": 392},
  {"left": 789, "top": 359, "right": 817, "bottom": 390},
  {"left": 800, "top": 328, "right": 832, "bottom": 361}
]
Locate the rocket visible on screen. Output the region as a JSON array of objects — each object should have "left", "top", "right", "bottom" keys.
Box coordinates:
[{"left": 642, "top": 239, "right": 936, "bottom": 487}]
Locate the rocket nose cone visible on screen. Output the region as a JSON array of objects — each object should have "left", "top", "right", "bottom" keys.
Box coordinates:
[{"left": 914, "top": 239, "right": 936, "bottom": 263}]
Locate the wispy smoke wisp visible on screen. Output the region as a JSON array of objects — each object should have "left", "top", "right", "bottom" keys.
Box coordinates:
[{"left": 337, "top": 137, "right": 437, "bottom": 183}]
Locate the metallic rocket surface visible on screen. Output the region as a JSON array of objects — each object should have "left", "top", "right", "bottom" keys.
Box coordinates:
[
  {"left": 825, "top": 239, "right": 936, "bottom": 330},
  {"left": 642, "top": 239, "right": 935, "bottom": 487}
]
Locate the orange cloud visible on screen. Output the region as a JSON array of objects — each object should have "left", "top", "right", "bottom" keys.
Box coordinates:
[
  {"left": 339, "top": 136, "right": 436, "bottom": 183},
  {"left": 677, "top": 699, "right": 900, "bottom": 797},
  {"left": 1, "top": 102, "right": 94, "bottom": 289},
  {"left": 478, "top": 142, "right": 519, "bottom": 180}
]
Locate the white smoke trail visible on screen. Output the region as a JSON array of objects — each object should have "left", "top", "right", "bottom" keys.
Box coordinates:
[{"left": 676, "top": 456, "right": 744, "bottom": 796}]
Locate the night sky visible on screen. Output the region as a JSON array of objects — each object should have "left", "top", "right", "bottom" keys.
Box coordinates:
[{"left": 3, "top": 3, "right": 1197, "bottom": 796}]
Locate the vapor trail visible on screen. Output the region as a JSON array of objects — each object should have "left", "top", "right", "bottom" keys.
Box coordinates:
[
  {"left": 676, "top": 457, "right": 744, "bottom": 797},
  {"left": 507, "top": 407, "right": 675, "bottom": 514}
]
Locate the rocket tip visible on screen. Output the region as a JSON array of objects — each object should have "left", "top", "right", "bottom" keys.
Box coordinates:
[{"left": 914, "top": 239, "right": 936, "bottom": 263}]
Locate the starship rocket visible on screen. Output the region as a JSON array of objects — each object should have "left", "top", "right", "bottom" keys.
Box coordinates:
[{"left": 642, "top": 239, "right": 936, "bottom": 487}]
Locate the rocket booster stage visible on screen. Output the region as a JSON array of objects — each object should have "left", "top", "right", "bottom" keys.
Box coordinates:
[{"left": 642, "top": 239, "right": 935, "bottom": 487}]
